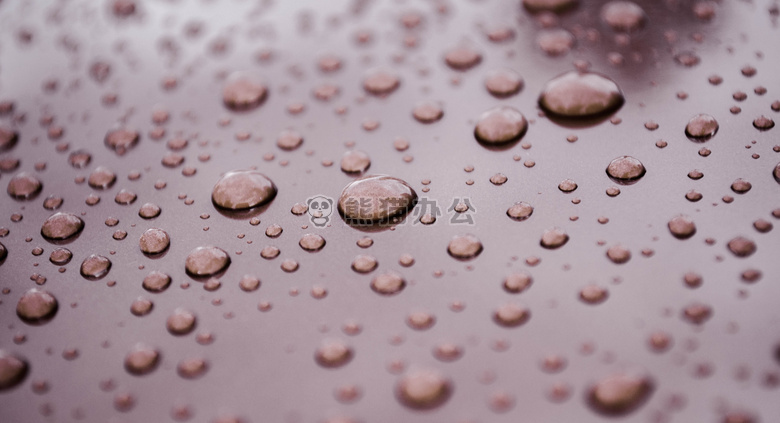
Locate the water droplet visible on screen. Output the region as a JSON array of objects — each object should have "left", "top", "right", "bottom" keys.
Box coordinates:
[
  {"left": 606, "top": 245, "right": 631, "bottom": 264},
  {"left": 185, "top": 246, "right": 230, "bottom": 276},
  {"left": 506, "top": 202, "right": 534, "bottom": 221},
  {"left": 412, "top": 101, "right": 444, "bottom": 123},
  {"left": 40, "top": 213, "right": 84, "bottom": 242},
  {"left": 579, "top": 285, "right": 609, "bottom": 304},
  {"left": 338, "top": 175, "right": 417, "bottom": 223},
  {"left": 396, "top": 369, "right": 452, "bottom": 410},
  {"left": 558, "top": 179, "right": 578, "bottom": 192},
  {"left": 493, "top": 303, "right": 531, "bottom": 327},
  {"left": 222, "top": 73, "right": 268, "bottom": 111},
  {"left": 167, "top": 308, "right": 197, "bottom": 335},
  {"left": 104, "top": 128, "right": 140, "bottom": 155},
  {"left": 80, "top": 254, "right": 112, "bottom": 280},
  {"left": 539, "top": 71, "right": 624, "bottom": 118},
  {"left": 600, "top": 1, "right": 647, "bottom": 32},
  {"left": 210, "top": 170, "right": 277, "bottom": 211},
  {"left": 731, "top": 178, "right": 752, "bottom": 194},
  {"left": 276, "top": 130, "right": 303, "bottom": 151},
  {"left": 522, "top": 0, "right": 579, "bottom": 13},
  {"left": 177, "top": 357, "right": 208, "bottom": 379},
  {"left": 114, "top": 189, "right": 137, "bottom": 205},
  {"left": 0, "top": 350, "right": 28, "bottom": 390},
  {"left": 685, "top": 114, "right": 719, "bottom": 141},
  {"left": 753, "top": 115, "right": 775, "bottom": 130},
  {"left": 16, "top": 288, "right": 58, "bottom": 325},
  {"left": 444, "top": 46, "right": 482, "bottom": 70},
  {"left": 138, "top": 203, "right": 161, "bottom": 219},
  {"left": 485, "top": 69, "right": 523, "bottom": 97},
  {"left": 340, "top": 151, "right": 371, "bottom": 174},
  {"left": 503, "top": 272, "right": 533, "bottom": 293},
  {"left": 0, "top": 127, "right": 19, "bottom": 152},
  {"left": 540, "top": 227, "right": 569, "bottom": 249},
  {"left": 124, "top": 344, "right": 160, "bottom": 375},
  {"left": 371, "top": 272, "right": 406, "bottom": 295},
  {"left": 315, "top": 340, "right": 353, "bottom": 368},
  {"left": 668, "top": 215, "right": 696, "bottom": 239},
  {"left": 7, "top": 172, "right": 42, "bottom": 200},
  {"left": 447, "top": 234, "right": 483, "bottom": 260},
  {"left": 489, "top": 173, "right": 508, "bottom": 185},
  {"left": 587, "top": 371, "right": 654, "bottom": 416},
  {"left": 537, "top": 29, "right": 575, "bottom": 55},
  {"left": 139, "top": 228, "right": 170, "bottom": 255},
  {"left": 727, "top": 237, "right": 756, "bottom": 258},
  {"left": 606, "top": 156, "right": 646, "bottom": 184},
  {"left": 363, "top": 69, "right": 400, "bottom": 96},
  {"left": 142, "top": 271, "right": 171, "bottom": 293},
  {"left": 474, "top": 106, "right": 528, "bottom": 146},
  {"left": 260, "top": 246, "right": 279, "bottom": 259},
  {"left": 351, "top": 255, "right": 378, "bottom": 273},
  {"left": 130, "top": 297, "right": 153, "bottom": 316},
  {"left": 239, "top": 275, "right": 260, "bottom": 292},
  {"left": 49, "top": 247, "right": 72, "bottom": 265},
  {"left": 87, "top": 166, "right": 116, "bottom": 190},
  {"left": 280, "top": 259, "right": 299, "bottom": 272},
  {"left": 682, "top": 303, "right": 712, "bottom": 325},
  {"left": 407, "top": 311, "right": 436, "bottom": 330},
  {"left": 298, "top": 233, "right": 325, "bottom": 252}
]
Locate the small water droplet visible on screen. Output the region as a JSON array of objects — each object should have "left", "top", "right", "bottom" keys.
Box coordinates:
[
  {"left": 474, "top": 106, "right": 528, "bottom": 146},
  {"left": 363, "top": 69, "right": 400, "bottom": 96},
  {"left": 185, "top": 246, "right": 230, "bottom": 276},
  {"left": 315, "top": 340, "right": 353, "bottom": 368},
  {"left": 167, "top": 308, "right": 197, "bottom": 335},
  {"left": 493, "top": 303, "right": 531, "bottom": 327},
  {"left": 668, "top": 215, "right": 696, "bottom": 239},
  {"left": 606, "top": 156, "right": 646, "bottom": 184},
  {"left": 104, "top": 128, "right": 140, "bottom": 155},
  {"left": 124, "top": 344, "right": 160, "bottom": 375},
  {"left": 540, "top": 227, "right": 569, "bottom": 249},
  {"left": 142, "top": 271, "right": 171, "bottom": 293},
  {"left": 222, "top": 73, "right": 268, "bottom": 111},
  {"left": 447, "top": 234, "right": 483, "bottom": 260},
  {"left": 600, "top": 1, "right": 647, "bottom": 32},
  {"left": 80, "top": 254, "right": 112, "bottom": 280},
  {"left": 371, "top": 272, "right": 406, "bottom": 295},
  {"left": 485, "top": 69, "right": 523, "bottom": 97},
  {"left": 139, "top": 228, "right": 170, "bottom": 255}
]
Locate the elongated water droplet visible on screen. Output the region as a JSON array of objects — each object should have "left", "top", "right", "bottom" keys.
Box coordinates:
[
  {"left": 587, "top": 371, "right": 654, "bottom": 416},
  {"left": 41, "top": 213, "right": 84, "bottom": 241}
]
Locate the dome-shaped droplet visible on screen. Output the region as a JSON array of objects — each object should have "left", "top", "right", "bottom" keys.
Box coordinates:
[
  {"left": 299, "top": 234, "right": 326, "bottom": 252},
  {"left": 41, "top": 212, "right": 84, "bottom": 242},
  {"left": 138, "top": 203, "right": 161, "bottom": 219},
  {"left": 587, "top": 371, "right": 654, "bottom": 416},
  {"left": 104, "top": 128, "right": 140, "bottom": 155},
  {"left": 314, "top": 340, "right": 353, "bottom": 368},
  {"left": 88, "top": 166, "right": 117, "bottom": 190},
  {"left": 727, "top": 237, "right": 756, "bottom": 258},
  {"left": 444, "top": 46, "right": 482, "bottom": 70},
  {"left": 80, "top": 254, "right": 112, "bottom": 280},
  {"left": 276, "top": 130, "right": 303, "bottom": 151},
  {"left": 412, "top": 101, "right": 444, "bottom": 123},
  {"left": 185, "top": 246, "right": 231, "bottom": 276},
  {"left": 167, "top": 308, "right": 197, "bottom": 335},
  {"left": 7, "top": 172, "right": 42, "bottom": 200},
  {"left": 396, "top": 369, "right": 452, "bottom": 410},
  {"left": 177, "top": 357, "right": 208, "bottom": 379},
  {"left": 600, "top": 1, "right": 647, "bottom": 32},
  {"left": 681, "top": 302, "right": 712, "bottom": 325},
  {"left": 579, "top": 285, "right": 609, "bottom": 304},
  {"left": 340, "top": 151, "right": 371, "bottom": 174},
  {"left": 370, "top": 272, "right": 406, "bottom": 295},
  {"left": 338, "top": 175, "right": 417, "bottom": 223},
  {"left": 212, "top": 170, "right": 277, "bottom": 211},
  {"left": 474, "top": 106, "right": 527, "bottom": 146},
  {"left": 49, "top": 248, "right": 72, "bottom": 265},
  {"left": 537, "top": 29, "right": 575, "bottom": 56},
  {"left": 485, "top": 69, "right": 523, "bottom": 97},
  {"left": 606, "top": 245, "right": 631, "bottom": 264},
  {"left": 142, "top": 271, "right": 172, "bottom": 293},
  {"left": 493, "top": 303, "right": 531, "bottom": 327},
  {"left": 507, "top": 202, "right": 534, "bottom": 221},
  {"left": 0, "top": 127, "right": 19, "bottom": 152},
  {"left": 222, "top": 73, "right": 268, "bottom": 111},
  {"left": 539, "top": 71, "right": 624, "bottom": 118},
  {"left": 447, "top": 234, "right": 483, "bottom": 260},
  {"left": 503, "top": 272, "right": 533, "bottom": 293},
  {"left": 124, "top": 344, "right": 160, "bottom": 375},
  {"left": 139, "top": 228, "right": 170, "bottom": 255},
  {"left": 362, "top": 69, "right": 400, "bottom": 96},
  {"left": 16, "top": 288, "right": 58, "bottom": 325},
  {"left": 606, "top": 156, "right": 646, "bottom": 184},
  {"left": 685, "top": 114, "right": 719, "bottom": 141},
  {"left": 668, "top": 215, "right": 696, "bottom": 239},
  {"left": 0, "top": 350, "right": 28, "bottom": 390},
  {"left": 522, "top": 0, "right": 579, "bottom": 13},
  {"left": 351, "top": 255, "right": 378, "bottom": 273},
  {"left": 540, "top": 227, "right": 569, "bottom": 249}
]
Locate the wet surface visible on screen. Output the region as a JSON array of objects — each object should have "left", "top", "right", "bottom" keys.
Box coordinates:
[{"left": 0, "top": 0, "right": 779, "bottom": 422}]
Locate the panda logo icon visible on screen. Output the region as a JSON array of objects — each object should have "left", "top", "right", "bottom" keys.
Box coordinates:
[{"left": 307, "top": 195, "right": 334, "bottom": 227}]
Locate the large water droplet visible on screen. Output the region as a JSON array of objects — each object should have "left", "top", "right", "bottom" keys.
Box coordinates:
[
  {"left": 7, "top": 172, "right": 42, "bottom": 200},
  {"left": 474, "top": 106, "right": 528, "bottom": 146},
  {"left": 506, "top": 202, "right": 534, "bottom": 221},
  {"left": 142, "top": 271, "right": 172, "bottom": 292},
  {"left": 444, "top": 46, "right": 482, "bottom": 70},
  {"left": 447, "top": 234, "right": 483, "bottom": 260},
  {"left": 727, "top": 237, "right": 756, "bottom": 258},
  {"left": 211, "top": 170, "right": 277, "bottom": 211},
  {"left": 539, "top": 71, "right": 624, "bottom": 119},
  {"left": 299, "top": 234, "right": 326, "bottom": 252},
  {"left": 104, "top": 128, "right": 140, "bottom": 155},
  {"left": 88, "top": 166, "right": 117, "bottom": 189},
  {"left": 222, "top": 73, "right": 268, "bottom": 111},
  {"left": 396, "top": 369, "right": 452, "bottom": 410},
  {"left": 185, "top": 246, "right": 231, "bottom": 276},
  {"left": 167, "top": 308, "right": 197, "bottom": 335},
  {"left": 370, "top": 272, "right": 406, "bottom": 295},
  {"left": 124, "top": 344, "right": 160, "bottom": 375},
  {"left": 362, "top": 69, "right": 400, "bottom": 96},
  {"left": 340, "top": 151, "right": 372, "bottom": 174},
  {"left": 587, "top": 371, "right": 654, "bottom": 416},
  {"left": 16, "top": 288, "right": 58, "bottom": 325},
  {"left": 685, "top": 114, "right": 719, "bottom": 141},
  {"left": 485, "top": 69, "right": 523, "bottom": 97},
  {"left": 139, "top": 228, "right": 170, "bottom": 255},
  {"left": 493, "top": 303, "right": 531, "bottom": 327},
  {"left": 606, "top": 156, "right": 646, "bottom": 184},
  {"left": 540, "top": 227, "right": 569, "bottom": 249},
  {"left": 0, "top": 350, "right": 28, "bottom": 390},
  {"left": 600, "top": 1, "right": 647, "bottom": 32},
  {"left": 80, "top": 254, "right": 112, "bottom": 280},
  {"left": 41, "top": 212, "right": 84, "bottom": 242},
  {"left": 0, "top": 127, "right": 19, "bottom": 152},
  {"left": 338, "top": 175, "right": 417, "bottom": 223},
  {"left": 668, "top": 215, "right": 696, "bottom": 239}
]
